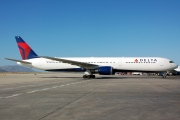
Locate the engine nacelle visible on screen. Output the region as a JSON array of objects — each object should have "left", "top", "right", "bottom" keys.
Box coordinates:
[{"left": 98, "top": 66, "right": 114, "bottom": 75}]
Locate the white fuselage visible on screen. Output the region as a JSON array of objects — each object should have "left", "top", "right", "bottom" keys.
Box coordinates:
[{"left": 18, "top": 57, "right": 178, "bottom": 72}]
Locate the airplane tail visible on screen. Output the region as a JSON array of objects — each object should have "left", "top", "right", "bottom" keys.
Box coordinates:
[{"left": 15, "top": 36, "right": 38, "bottom": 60}]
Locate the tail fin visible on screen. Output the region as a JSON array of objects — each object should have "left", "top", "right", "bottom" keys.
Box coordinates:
[{"left": 15, "top": 36, "right": 38, "bottom": 60}]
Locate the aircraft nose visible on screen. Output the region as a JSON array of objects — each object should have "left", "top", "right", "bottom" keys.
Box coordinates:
[{"left": 174, "top": 63, "right": 178, "bottom": 69}]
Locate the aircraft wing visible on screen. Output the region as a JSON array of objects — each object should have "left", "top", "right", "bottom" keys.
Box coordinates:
[
  {"left": 5, "top": 58, "right": 32, "bottom": 64},
  {"left": 40, "top": 56, "right": 99, "bottom": 69}
]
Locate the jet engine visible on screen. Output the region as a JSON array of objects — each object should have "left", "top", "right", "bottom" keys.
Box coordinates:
[{"left": 98, "top": 66, "right": 114, "bottom": 75}]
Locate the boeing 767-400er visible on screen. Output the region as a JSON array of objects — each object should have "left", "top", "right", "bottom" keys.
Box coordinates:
[{"left": 5, "top": 36, "right": 178, "bottom": 78}]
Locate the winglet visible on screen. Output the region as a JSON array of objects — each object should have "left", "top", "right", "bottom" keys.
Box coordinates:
[{"left": 15, "top": 36, "right": 38, "bottom": 60}]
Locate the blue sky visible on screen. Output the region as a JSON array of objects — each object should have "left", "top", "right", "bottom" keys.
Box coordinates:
[{"left": 0, "top": 0, "right": 180, "bottom": 66}]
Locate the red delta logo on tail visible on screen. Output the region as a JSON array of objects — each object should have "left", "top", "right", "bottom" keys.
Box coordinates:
[
  {"left": 17, "top": 42, "right": 31, "bottom": 60},
  {"left": 15, "top": 36, "right": 38, "bottom": 60}
]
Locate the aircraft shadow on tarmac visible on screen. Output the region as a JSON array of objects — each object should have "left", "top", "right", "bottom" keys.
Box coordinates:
[
  {"left": 96, "top": 76, "right": 158, "bottom": 79},
  {"left": 40, "top": 76, "right": 161, "bottom": 79},
  {"left": 40, "top": 76, "right": 123, "bottom": 79},
  {"left": 41, "top": 76, "right": 80, "bottom": 78},
  {"left": 97, "top": 76, "right": 180, "bottom": 80},
  {"left": 40, "top": 75, "right": 180, "bottom": 80}
]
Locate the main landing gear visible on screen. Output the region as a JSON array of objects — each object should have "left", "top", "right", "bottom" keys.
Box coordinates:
[
  {"left": 83, "top": 69, "right": 96, "bottom": 79},
  {"left": 83, "top": 75, "right": 96, "bottom": 79}
]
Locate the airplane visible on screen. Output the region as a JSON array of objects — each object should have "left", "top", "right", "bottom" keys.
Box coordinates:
[{"left": 5, "top": 36, "right": 178, "bottom": 79}]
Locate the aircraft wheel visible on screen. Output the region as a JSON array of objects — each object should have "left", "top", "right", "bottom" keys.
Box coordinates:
[
  {"left": 83, "top": 75, "right": 95, "bottom": 79},
  {"left": 87, "top": 75, "right": 91, "bottom": 79},
  {"left": 162, "top": 73, "right": 167, "bottom": 78},
  {"left": 92, "top": 75, "right": 95, "bottom": 78},
  {"left": 83, "top": 75, "right": 87, "bottom": 79},
  {"left": 162, "top": 75, "right": 166, "bottom": 78}
]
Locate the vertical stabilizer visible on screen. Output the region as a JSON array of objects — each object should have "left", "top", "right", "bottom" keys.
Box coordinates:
[{"left": 15, "top": 36, "right": 38, "bottom": 60}]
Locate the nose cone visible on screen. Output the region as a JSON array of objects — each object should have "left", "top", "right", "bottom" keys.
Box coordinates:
[{"left": 173, "top": 63, "right": 178, "bottom": 69}]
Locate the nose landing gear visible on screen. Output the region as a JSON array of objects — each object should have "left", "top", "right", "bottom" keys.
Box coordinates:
[{"left": 162, "top": 72, "right": 167, "bottom": 78}]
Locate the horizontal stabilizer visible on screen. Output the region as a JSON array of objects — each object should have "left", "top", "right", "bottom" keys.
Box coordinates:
[{"left": 5, "top": 58, "right": 32, "bottom": 64}]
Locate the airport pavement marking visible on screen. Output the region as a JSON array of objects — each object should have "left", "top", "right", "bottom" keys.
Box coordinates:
[
  {"left": 4, "top": 93, "right": 23, "bottom": 99},
  {"left": 0, "top": 81, "right": 77, "bottom": 91},
  {"left": 27, "top": 90, "right": 41, "bottom": 94},
  {"left": 0, "top": 80, "right": 91, "bottom": 99},
  {"left": 38, "top": 79, "right": 111, "bottom": 120}
]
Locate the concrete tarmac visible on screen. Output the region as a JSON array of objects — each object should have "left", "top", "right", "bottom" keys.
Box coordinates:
[{"left": 0, "top": 73, "right": 180, "bottom": 120}]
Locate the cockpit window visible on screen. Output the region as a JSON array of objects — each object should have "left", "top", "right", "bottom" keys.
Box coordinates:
[{"left": 169, "top": 61, "right": 174, "bottom": 63}]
